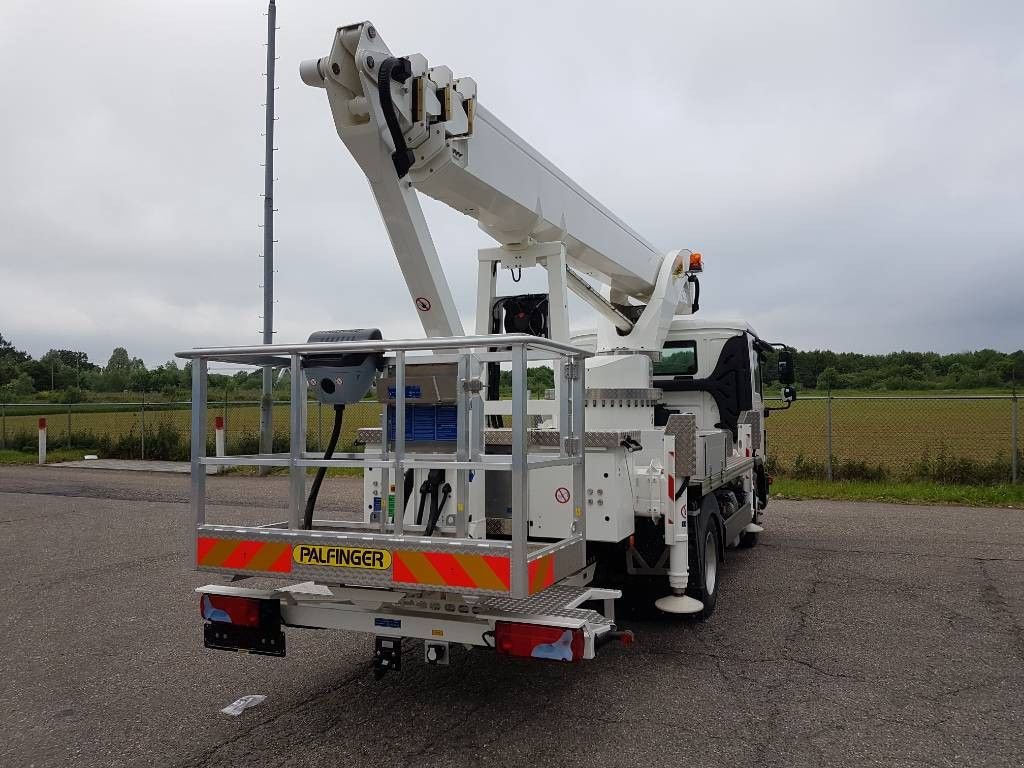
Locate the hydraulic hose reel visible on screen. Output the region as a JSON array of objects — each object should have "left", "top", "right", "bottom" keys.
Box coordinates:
[{"left": 303, "top": 329, "right": 385, "bottom": 405}]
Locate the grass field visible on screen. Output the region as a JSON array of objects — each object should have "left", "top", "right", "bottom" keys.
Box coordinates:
[
  {"left": 0, "top": 401, "right": 383, "bottom": 458},
  {"left": 0, "top": 396, "right": 1019, "bottom": 484},
  {"left": 0, "top": 448, "right": 86, "bottom": 464},
  {"left": 772, "top": 478, "right": 1024, "bottom": 508},
  {"left": 764, "top": 395, "right": 1018, "bottom": 482}
]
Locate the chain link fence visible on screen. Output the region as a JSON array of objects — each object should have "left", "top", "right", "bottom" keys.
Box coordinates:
[
  {"left": 764, "top": 394, "right": 1020, "bottom": 484},
  {"left": 0, "top": 399, "right": 383, "bottom": 461},
  {"left": 1, "top": 395, "right": 1019, "bottom": 484}
]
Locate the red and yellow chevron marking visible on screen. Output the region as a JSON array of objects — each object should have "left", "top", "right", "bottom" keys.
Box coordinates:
[
  {"left": 392, "top": 550, "right": 511, "bottom": 592},
  {"left": 528, "top": 554, "right": 555, "bottom": 594},
  {"left": 391, "top": 550, "right": 557, "bottom": 594},
  {"left": 197, "top": 537, "right": 292, "bottom": 573}
]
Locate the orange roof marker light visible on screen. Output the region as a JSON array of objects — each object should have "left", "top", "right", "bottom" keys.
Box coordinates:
[{"left": 688, "top": 252, "right": 703, "bottom": 273}]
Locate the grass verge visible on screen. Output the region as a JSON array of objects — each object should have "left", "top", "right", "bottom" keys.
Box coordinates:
[
  {"left": 218, "top": 465, "right": 363, "bottom": 478},
  {"left": 772, "top": 478, "right": 1024, "bottom": 508},
  {"left": 0, "top": 449, "right": 88, "bottom": 464}
]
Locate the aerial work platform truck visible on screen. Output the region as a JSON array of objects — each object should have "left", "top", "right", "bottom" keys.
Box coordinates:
[{"left": 178, "top": 20, "right": 796, "bottom": 673}]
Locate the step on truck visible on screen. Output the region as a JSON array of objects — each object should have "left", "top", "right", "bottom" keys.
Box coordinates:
[{"left": 178, "top": 20, "right": 796, "bottom": 674}]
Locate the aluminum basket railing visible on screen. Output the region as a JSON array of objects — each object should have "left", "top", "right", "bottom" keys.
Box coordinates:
[{"left": 176, "top": 334, "right": 589, "bottom": 599}]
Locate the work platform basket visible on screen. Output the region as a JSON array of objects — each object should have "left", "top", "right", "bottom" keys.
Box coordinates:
[{"left": 177, "top": 334, "right": 590, "bottom": 600}]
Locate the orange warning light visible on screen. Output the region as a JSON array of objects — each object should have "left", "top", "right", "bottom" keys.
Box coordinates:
[{"left": 688, "top": 252, "right": 703, "bottom": 272}]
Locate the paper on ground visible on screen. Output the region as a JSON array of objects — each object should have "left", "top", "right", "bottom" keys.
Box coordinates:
[{"left": 221, "top": 695, "right": 267, "bottom": 716}]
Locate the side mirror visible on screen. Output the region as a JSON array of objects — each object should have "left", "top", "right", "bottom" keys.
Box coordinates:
[{"left": 778, "top": 348, "right": 795, "bottom": 386}]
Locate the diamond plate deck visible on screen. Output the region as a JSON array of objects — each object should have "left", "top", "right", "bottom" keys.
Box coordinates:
[
  {"left": 358, "top": 427, "right": 640, "bottom": 449},
  {"left": 478, "top": 584, "right": 614, "bottom": 627}
]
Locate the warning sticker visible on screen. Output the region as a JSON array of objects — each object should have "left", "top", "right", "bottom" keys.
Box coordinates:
[
  {"left": 415, "top": 297, "right": 432, "bottom": 311},
  {"left": 554, "top": 487, "right": 571, "bottom": 504},
  {"left": 293, "top": 545, "right": 392, "bottom": 570}
]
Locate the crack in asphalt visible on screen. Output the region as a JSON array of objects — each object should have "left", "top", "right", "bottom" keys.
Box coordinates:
[
  {"left": 11, "top": 550, "right": 185, "bottom": 592},
  {"left": 977, "top": 560, "right": 1024, "bottom": 663},
  {"left": 762, "top": 541, "right": 1024, "bottom": 563},
  {"left": 173, "top": 660, "right": 375, "bottom": 768}
]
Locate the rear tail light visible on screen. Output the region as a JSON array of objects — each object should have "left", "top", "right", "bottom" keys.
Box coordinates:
[
  {"left": 201, "top": 594, "right": 266, "bottom": 627},
  {"left": 494, "top": 622, "right": 584, "bottom": 661}
]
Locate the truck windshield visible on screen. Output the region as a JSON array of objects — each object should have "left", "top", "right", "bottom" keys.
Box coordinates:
[{"left": 654, "top": 340, "right": 697, "bottom": 376}]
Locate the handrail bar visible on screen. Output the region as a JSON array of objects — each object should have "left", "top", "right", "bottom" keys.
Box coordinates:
[{"left": 176, "top": 334, "right": 590, "bottom": 360}]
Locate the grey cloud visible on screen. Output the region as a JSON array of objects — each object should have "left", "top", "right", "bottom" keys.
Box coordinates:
[{"left": 1, "top": 0, "right": 1021, "bottom": 366}]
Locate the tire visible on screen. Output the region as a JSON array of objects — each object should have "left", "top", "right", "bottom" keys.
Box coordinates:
[
  {"left": 686, "top": 500, "right": 721, "bottom": 620},
  {"left": 754, "top": 463, "right": 769, "bottom": 510}
]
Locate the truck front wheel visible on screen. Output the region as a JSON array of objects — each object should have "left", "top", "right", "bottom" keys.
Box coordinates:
[{"left": 687, "top": 502, "right": 721, "bottom": 620}]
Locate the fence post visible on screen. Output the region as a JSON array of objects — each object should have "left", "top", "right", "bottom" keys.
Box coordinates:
[
  {"left": 140, "top": 393, "right": 146, "bottom": 460},
  {"left": 317, "top": 400, "right": 323, "bottom": 452},
  {"left": 38, "top": 417, "right": 47, "bottom": 464},
  {"left": 1012, "top": 390, "right": 1019, "bottom": 485},
  {"left": 66, "top": 404, "right": 72, "bottom": 450},
  {"left": 1, "top": 403, "right": 5, "bottom": 450},
  {"left": 824, "top": 387, "right": 833, "bottom": 482},
  {"left": 214, "top": 415, "right": 225, "bottom": 475}
]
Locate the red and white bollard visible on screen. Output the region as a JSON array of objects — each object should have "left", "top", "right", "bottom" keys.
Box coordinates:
[
  {"left": 38, "top": 417, "right": 47, "bottom": 465},
  {"left": 214, "top": 416, "right": 225, "bottom": 473}
]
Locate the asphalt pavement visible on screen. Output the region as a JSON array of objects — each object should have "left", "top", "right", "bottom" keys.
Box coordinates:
[{"left": 1, "top": 465, "right": 1022, "bottom": 767}]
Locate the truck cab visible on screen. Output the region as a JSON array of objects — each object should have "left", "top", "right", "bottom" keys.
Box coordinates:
[
  {"left": 655, "top": 318, "right": 765, "bottom": 439},
  {"left": 574, "top": 318, "right": 770, "bottom": 457}
]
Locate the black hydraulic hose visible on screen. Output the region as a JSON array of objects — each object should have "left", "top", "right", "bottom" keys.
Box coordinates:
[
  {"left": 402, "top": 469, "right": 415, "bottom": 516},
  {"left": 425, "top": 487, "right": 440, "bottom": 536},
  {"left": 487, "top": 291, "right": 504, "bottom": 428},
  {"left": 688, "top": 274, "right": 700, "bottom": 313},
  {"left": 415, "top": 484, "right": 430, "bottom": 526},
  {"left": 303, "top": 404, "right": 344, "bottom": 530},
  {"left": 415, "top": 469, "right": 444, "bottom": 526},
  {"left": 377, "top": 57, "right": 415, "bottom": 178},
  {"left": 424, "top": 483, "right": 452, "bottom": 537}
]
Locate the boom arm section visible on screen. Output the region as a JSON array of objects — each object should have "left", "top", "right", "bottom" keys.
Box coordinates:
[
  {"left": 301, "top": 23, "right": 673, "bottom": 306},
  {"left": 302, "top": 24, "right": 464, "bottom": 337}
]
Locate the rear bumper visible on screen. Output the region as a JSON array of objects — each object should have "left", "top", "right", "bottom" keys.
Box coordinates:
[{"left": 197, "top": 581, "right": 620, "bottom": 660}]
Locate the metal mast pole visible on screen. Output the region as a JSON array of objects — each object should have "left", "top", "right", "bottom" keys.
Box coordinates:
[{"left": 259, "top": 0, "right": 277, "bottom": 463}]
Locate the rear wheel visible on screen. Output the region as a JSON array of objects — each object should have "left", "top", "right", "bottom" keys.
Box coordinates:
[{"left": 687, "top": 501, "right": 721, "bottom": 620}]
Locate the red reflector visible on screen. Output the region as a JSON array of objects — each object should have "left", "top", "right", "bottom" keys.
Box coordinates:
[
  {"left": 200, "top": 594, "right": 263, "bottom": 627},
  {"left": 494, "top": 622, "right": 584, "bottom": 661}
]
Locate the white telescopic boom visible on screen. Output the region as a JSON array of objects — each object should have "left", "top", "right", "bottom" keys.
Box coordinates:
[{"left": 301, "top": 22, "right": 672, "bottom": 330}]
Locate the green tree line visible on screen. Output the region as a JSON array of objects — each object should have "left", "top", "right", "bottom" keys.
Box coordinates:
[
  {"left": 0, "top": 332, "right": 269, "bottom": 402},
  {"left": 2, "top": 331, "right": 1022, "bottom": 402},
  {"left": 761, "top": 347, "right": 1024, "bottom": 391}
]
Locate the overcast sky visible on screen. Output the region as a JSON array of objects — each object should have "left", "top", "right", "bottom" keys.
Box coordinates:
[{"left": 1, "top": 0, "right": 1021, "bottom": 368}]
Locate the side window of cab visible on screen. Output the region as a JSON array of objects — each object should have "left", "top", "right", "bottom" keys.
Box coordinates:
[{"left": 653, "top": 340, "right": 698, "bottom": 377}]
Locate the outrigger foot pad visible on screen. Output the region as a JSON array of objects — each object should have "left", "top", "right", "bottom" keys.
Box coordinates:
[{"left": 654, "top": 594, "right": 705, "bottom": 615}]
